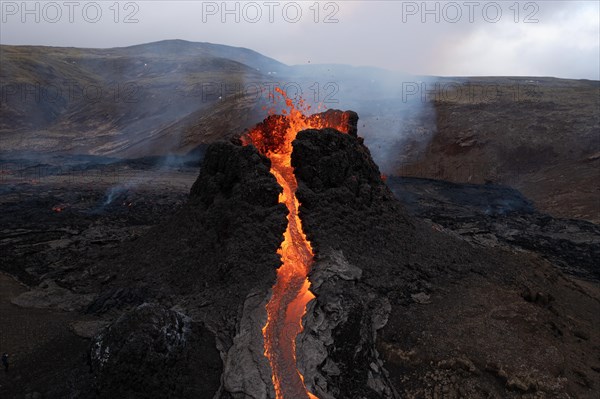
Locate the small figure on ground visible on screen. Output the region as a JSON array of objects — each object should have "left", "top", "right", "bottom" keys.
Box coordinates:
[{"left": 1, "top": 353, "right": 8, "bottom": 372}]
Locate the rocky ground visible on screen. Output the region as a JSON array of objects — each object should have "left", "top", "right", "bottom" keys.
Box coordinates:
[
  {"left": 292, "top": 128, "right": 600, "bottom": 398},
  {"left": 0, "top": 122, "right": 598, "bottom": 398},
  {"left": 0, "top": 157, "right": 196, "bottom": 397},
  {"left": 387, "top": 177, "right": 600, "bottom": 281}
]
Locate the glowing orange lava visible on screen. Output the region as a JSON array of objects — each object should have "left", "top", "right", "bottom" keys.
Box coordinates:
[{"left": 242, "top": 89, "right": 349, "bottom": 399}]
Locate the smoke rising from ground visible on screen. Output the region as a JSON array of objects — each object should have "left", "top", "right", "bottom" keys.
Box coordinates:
[{"left": 254, "top": 65, "right": 439, "bottom": 174}]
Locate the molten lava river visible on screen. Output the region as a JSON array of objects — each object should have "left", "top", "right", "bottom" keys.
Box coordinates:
[{"left": 242, "top": 89, "right": 349, "bottom": 399}]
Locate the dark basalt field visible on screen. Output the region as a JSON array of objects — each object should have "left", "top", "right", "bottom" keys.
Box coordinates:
[{"left": 1, "top": 119, "right": 598, "bottom": 398}]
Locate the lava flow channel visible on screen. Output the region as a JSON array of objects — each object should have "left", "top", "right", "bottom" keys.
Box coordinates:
[{"left": 243, "top": 89, "right": 348, "bottom": 399}]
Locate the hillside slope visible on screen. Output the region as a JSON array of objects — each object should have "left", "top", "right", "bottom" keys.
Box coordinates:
[
  {"left": 0, "top": 40, "right": 277, "bottom": 156},
  {"left": 391, "top": 77, "right": 600, "bottom": 222}
]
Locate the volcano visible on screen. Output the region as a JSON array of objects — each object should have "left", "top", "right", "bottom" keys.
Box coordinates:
[
  {"left": 5, "top": 93, "right": 596, "bottom": 399},
  {"left": 56, "top": 96, "right": 591, "bottom": 398}
]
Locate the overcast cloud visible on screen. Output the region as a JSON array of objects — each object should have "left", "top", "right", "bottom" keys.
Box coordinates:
[{"left": 1, "top": 0, "right": 598, "bottom": 79}]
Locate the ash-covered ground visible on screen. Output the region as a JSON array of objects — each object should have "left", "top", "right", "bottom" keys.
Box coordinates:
[{"left": 0, "top": 120, "right": 599, "bottom": 399}]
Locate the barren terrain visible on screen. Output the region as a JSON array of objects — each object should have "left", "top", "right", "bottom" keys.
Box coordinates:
[{"left": 0, "top": 41, "right": 598, "bottom": 398}]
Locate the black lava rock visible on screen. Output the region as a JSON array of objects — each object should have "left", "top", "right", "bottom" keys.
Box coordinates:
[{"left": 90, "top": 303, "right": 221, "bottom": 399}]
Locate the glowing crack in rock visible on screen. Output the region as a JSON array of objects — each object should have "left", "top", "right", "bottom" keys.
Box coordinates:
[{"left": 242, "top": 89, "right": 350, "bottom": 399}]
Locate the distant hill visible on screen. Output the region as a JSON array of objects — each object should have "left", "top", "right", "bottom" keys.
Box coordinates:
[
  {"left": 0, "top": 40, "right": 283, "bottom": 156},
  {"left": 0, "top": 40, "right": 421, "bottom": 158}
]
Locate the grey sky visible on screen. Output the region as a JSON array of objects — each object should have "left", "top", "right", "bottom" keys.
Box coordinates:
[{"left": 1, "top": 1, "right": 599, "bottom": 79}]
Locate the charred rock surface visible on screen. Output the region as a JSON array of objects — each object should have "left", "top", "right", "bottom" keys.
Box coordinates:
[
  {"left": 298, "top": 249, "right": 396, "bottom": 399},
  {"left": 292, "top": 128, "right": 478, "bottom": 304},
  {"left": 99, "top": 142, "right": 287, "bottom": 324},
  {"left": 219, "top": 290, "right": 273, "bottom": 399},
  {"left": 292, "top": 128, "right": 600, "bottom": 399},
  {"left": 88, "top": 303, "right": 222, "bottom": 399},
  {"left": 387, "top": 176, "right": 600, "bottom": 281},
  {"left": 82, "top": 142, "right": 288, "bottom": 399}
]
